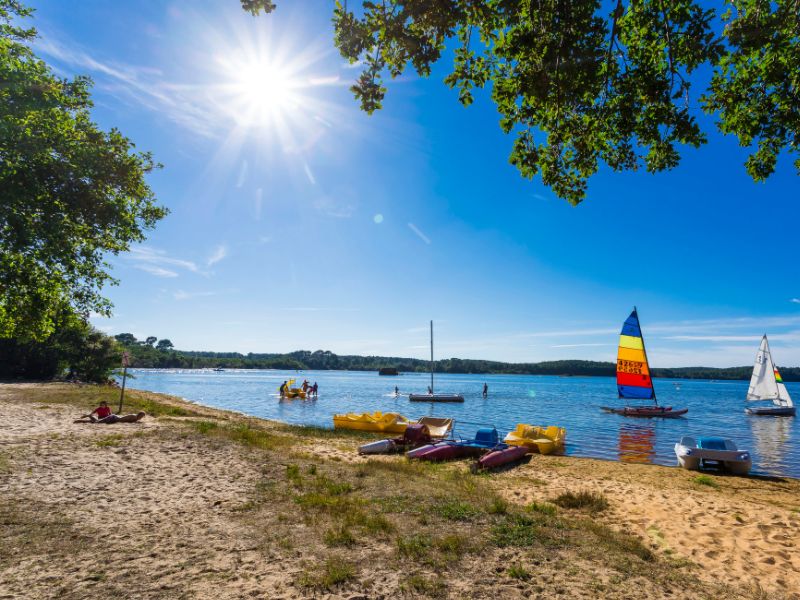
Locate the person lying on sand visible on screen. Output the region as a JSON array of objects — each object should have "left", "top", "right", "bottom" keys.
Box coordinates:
[{"left": 74, "top": 401, "right": 145, "bottom": 424}]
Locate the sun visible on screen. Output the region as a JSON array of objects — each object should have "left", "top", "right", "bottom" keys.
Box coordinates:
[{"left": 218, "top": 57, "right": 301, "bottom": 128}]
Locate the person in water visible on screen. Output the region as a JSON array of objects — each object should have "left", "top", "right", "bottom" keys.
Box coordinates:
[
  {"left": 279, "top": 381, "right": 288, "bottom": 398},
  {"left": 311, "top": 382, "right": 318, "bottom": 397},
  {"left": 74, "top": 401, "right": 145, "bottom": 424},
  {"left": 301, "top": 380, "right": 310, "bottom": 393},
  {"left": 483, "top": 383, "right": 488, "bottom": 398},
  {"left": 394, "top": 386, "right": 399, "bottom": 396}
]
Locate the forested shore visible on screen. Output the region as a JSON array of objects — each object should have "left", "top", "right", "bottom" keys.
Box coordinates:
[{"left": 116, "top": 336, "right": 800, "bottom": 381}]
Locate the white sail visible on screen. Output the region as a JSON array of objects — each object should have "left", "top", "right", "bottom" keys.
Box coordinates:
[
  {"left": 776, "top": 381, "right": 793, "bottom": 408},
  {"left": 747, "top": 335, "right": 793, "bottom": 407},
  {"left": 747, "top": 335, "right": 778, "bottom": 401}
]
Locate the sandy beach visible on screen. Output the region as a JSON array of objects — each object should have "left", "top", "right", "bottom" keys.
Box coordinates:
[{"left": 1, "top": 383, "right": 798, "bottom": 599}]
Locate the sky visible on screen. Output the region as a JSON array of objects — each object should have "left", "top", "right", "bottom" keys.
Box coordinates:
[{"left": 27, "top": 0, "right": 800, "bottom": 367}]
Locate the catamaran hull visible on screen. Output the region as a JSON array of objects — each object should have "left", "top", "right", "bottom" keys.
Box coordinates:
[
  {"left": 745, "top": 406, "right": 796, "bottom": 416},
  {"left": 602, "top": 406, "right": 688, "bottom": 418},
  {"left": 409, "top": 393, "right": 465, "bottom": 402},
  {"left": 358, "top": 439, "right": 397, "bottom": 454},
  {"left": 477, "top": 445, "right": 529, "bottom": 470},
  {"left": 413, "top": 443, "right": 482, "bottom": 461}
]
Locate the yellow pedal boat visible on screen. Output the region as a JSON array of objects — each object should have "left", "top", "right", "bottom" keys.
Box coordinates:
[
  {"left": 332, "top": 411, "right": 410, "bottom": 434},
  {"left": 504, "top": 424, "right": 566, "bottom": 455},
  {"left": 279, "top": 379, "right": 307, "bottom": 399}
]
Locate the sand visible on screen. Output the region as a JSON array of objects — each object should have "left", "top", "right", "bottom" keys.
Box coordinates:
[{"left": 1, "top": 382, "right": 798, "bottom": 599}]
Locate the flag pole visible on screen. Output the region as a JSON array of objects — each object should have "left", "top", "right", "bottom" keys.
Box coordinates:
[{"left": 118, "top": 351, "right": 129, "bottom": 413}]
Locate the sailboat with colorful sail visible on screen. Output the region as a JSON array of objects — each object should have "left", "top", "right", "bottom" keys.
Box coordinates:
[
  {"left": 745, "top": 335, "right": 795, "bottom": 416},
  {"left": 601, "top": 307, "right": 688, "bottom": 418}
]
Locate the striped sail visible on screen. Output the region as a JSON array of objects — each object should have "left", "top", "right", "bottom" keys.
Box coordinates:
[{"left": 616, "top": 309, "right": 655, "bottom": 400}]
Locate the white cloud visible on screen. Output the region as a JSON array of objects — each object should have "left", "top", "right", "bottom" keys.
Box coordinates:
[
  {"left": 35, "top": 36, "right": 217, "bottom": 137},
  {"left": 124, "top": 246, "right": 201, "bottom": 276},
  {"left": 791, "top": 298, "right": 800, "bottom": 304},
  {"left": 551, "top": 343, "right": 612, "bottom": 348},
  {"left": 173, "top": 289, "right": 237, "bottom": 301},
  {"left": 207, "top": 245, "right": 228, "bottom": 267},
  {"left": 134, "top": 264, "right": 179, "bottom": 278}
]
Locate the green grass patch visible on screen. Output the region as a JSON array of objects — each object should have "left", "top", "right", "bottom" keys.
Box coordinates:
[
  {"left": 430, "top": 498, "right": 480, "bottom": 521},
  {"left": 527, "top": 501, "right": 558, "bottom": 516},
  {"left": 487, "top": 497, "right": 509, "bottom": 514},
  {"left": 125, "top": 395, "right": 192, "bottom": 417},
  {"left": 344, "top": 509, "right": 395, "bottom": 535},
  {"left": 491, "top": 514, "right": 541, "bottom": 547},
  {"left": 583, "top": 520, "right": 654, "bottom": 563},
  {"left": 323, "top": 525, "right": 356, "bottom": 547},
  {"left": 400, "top": 574, "right": 446, "bottom": 597},
  {"left": 192, "top": 421, "right": 218, "bottom": 434},
  {"left": 507, "top": 563, "right": 532, "bottom": 580},
  {"left": 297, "top": 555, "right": 356, "bottom": 590},
  {"left": 396, "top": 533, "right": 433, "bottom": 560},
  {"left": 396, "top": 533, "right": 470, "bottom": 566},
  {"left": 277, "top": 423, "right": 379, "bottom": 440},
  {"left": 94, "top": 434, "right": 125, "bottom": 448},
  {"left": 553, "top": 490, "right": 609, "bottom": 513},
  {"left": 692, "top": 475, "right": 719, "bottom": 488},
  {"left": 191, "top": 419, "right": 288, "bottom": 451}
]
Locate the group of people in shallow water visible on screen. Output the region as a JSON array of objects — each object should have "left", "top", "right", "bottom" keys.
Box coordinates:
[{"left": 278, "top": 379, "right": 318, "bottom": 399}]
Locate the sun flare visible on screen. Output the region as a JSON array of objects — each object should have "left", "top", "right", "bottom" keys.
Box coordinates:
[{"left": 231, "top": 59, "right": 298, "bottom": 122}]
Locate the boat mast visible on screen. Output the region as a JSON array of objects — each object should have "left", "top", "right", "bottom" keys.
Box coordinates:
[
  {"left": 635, "top": 306, "right": 658, "bottom": 406},
  {"left": 430, "top": 320, "right": 434, "bottom": 394}
]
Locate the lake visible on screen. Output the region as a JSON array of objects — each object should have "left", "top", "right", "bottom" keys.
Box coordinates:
[{"left": 125, "top": 369, "right": 800, "bottom": 478}]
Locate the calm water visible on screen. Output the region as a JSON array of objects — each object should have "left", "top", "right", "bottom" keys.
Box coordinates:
[{"left": 126, "top": 369, "right": 800, "bottom": 478}]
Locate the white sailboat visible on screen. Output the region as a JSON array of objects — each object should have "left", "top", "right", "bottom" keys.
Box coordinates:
[
  {"left": 408, "top": 321, "right": 464, "bottom": 403},
  {"left": 745, "top": 335, "right": 795, "bottom": 416}
]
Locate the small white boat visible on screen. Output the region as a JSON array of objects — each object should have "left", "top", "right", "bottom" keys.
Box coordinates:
[
  {"left": 745, "top": 335, "right": 795, "bottom": 416},
  {"left": 674, "top": 436, "right": 752, "bottom": 475}
]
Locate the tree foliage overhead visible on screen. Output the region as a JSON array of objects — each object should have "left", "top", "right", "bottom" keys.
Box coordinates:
[
  {"left": 0, "top": 1, "right": 167, "bottom": 341},
  {"left": 242, "top": 0, "right": 799, "bottom": 204}
]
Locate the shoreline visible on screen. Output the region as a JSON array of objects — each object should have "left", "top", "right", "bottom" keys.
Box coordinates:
[
  {"left": 2, "top": 382, "right": 798, "bottom": 599},
  {"left": 111, "top": 366, "right": 783, "bottom": 383}
]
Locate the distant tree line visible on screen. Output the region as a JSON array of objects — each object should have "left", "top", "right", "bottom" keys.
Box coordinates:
[{"left": 113, "top": 335, "right": 800, "bottom": 381}]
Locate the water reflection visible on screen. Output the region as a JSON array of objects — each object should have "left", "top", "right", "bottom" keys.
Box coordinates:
[
  {"left": 618, "top": 422, "right": 656, "bottom": 464},
  {"left": 749, "top": 416, "right": 793, "bottom": 472}
]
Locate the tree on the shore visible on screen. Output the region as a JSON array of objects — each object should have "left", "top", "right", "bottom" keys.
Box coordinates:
[
  {"left": 241, "top": 0, "right": 799, "bottom": 204},
  {"left": 0, "top": 1, "right": 167, "bottom": 341}
]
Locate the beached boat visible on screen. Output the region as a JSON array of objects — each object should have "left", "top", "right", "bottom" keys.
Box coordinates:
[
  {"left": 674, "top": 436, "right": 752, "bottom": 475},
  {"left": 601, "top": 308, "right": 688, "bottom": 418},
  {"left": 332, "top": 411, "right": 410, "bottom": 433},
  {"left": 745, "top": 335, "right": 796, "bottom": 416},
  {"left": 504, "top": 424, "right": 566, "bottom": 455},
  {"left": 358, "top": 424, "right": 431, "bottom": 454},
  {"left": 411, "top": 427, "right": 502, "bottom": 461},
  {"left": 409, "top": 321, "right": 465, "bottom": 403},
  {"left": 476, "top": 445, "right": 529, "bottom": 470}
]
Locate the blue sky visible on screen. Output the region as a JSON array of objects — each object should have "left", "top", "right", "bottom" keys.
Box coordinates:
[{"left": 29, "top": 0, "right": 800, "bottom": 367}]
